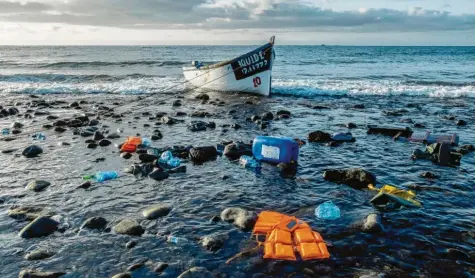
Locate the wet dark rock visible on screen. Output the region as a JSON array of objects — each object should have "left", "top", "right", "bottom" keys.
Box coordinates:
[
  {"left": 259, "top": 122, "right": 268, "bottom": 130},
  {"left": 8, "top": 206, "right": 44, "bottom": 221},
  {"left": 176, "top": 111, "right": 187, "bottom": 116},
  {"left": 113, "top": 219, "right": 144, "bottom": 236},
  {"left": 346, "top": 122, "right": 357, "bottom": 129},
  {"left": 221, "top": 207, "right": 257, "bottom": 231},
  {"left": 81, "top": 217, "right": 107, "bottom": 230},
  {"left": 77, "top": 181, "right": 91, "bottom": 189},
  {"left": 19, "top": 269, "right": 66, "bottom": 278},
  {"left": 323, "top": 168, "right": 376, "bottom": 189},
  {"left": 196, "top": 94, "right": 210, "bottom": 101},
  {"left": 224, "top": 142, "right": 252, "bottom": 160},
  {"left": 8, "top": 107, "right": 19, "bottom": 115},
  {"left": 200, "top": 233, "right": 227, "bottom": 251},
  {"left": 53, "top": 120, "right": 68, "bottom": 127},
  {"left": 19, "top": 216, "right": 59, "bottom": 238},
  {"left": 138, "top": 153, "right": 157, "bottom": 163},
  {"left": 151, "top": 134, "right": 162, "bottom": 141},
  {"left": 54, "top": 127, "right": 66, "bottom": 133},
  {"left": 34, "top": 111, "right": 49, "bottom": 117},
  {"left": 189, "top": 146, "right": 217, "bottom": 163},
  {"left": 121, "top": 152, "right": 132, "bottom": 159},
  {"left": 106, "top": 133, "right": 120, "bottom": 139},
  {"left": 420, "top": 172, "right": 439, "bottom": 179},
  {"left": 446, "top": 248, "right": 470, "bottom": 260},
  {"left": 24, "top": 114, "right": 32, "bottom": 119},
  {"left": 362, "top": 213, "right": 383, "bottom": 233},
  {"left": 46, "top": 115, "right": 58, "bottom": 120},
  {"left": 172, "top": 100, "right": 182, "bottom": 107},
  {"left": 251, "top": 115, "right": 261, "bottom": 122},
  {"left": 1, "top": 148, "right": 17, "bottom": 154},
  {"left": 24, "top": 249, "right": 55, "bottom": 260},
  {"left": 153, "top": 262, "right": 168, "bottom": 273},
  {"left": 127, "top": 263, "right": 145, "bottom": 271},
  {"left": 177, "top": 267, "right": 213, "bottom": 278},
  {"left": 142, "top": 205, "right": 172, "bottom": 219},
  {"left": 149, "top": 169, "right": 170, "bottom": 181},
  {"left": 414, "top": 123, "right": 426, "bottom": 128},
  {"left": 42, "top": 124, "right": 52, "bottom": 129},
  {"left": 22, "top": 145, "right": 43, "bottom": 158},
  {"left": 93, "top": 131, "right": 105, "bottom": 141},
  {"left": 276, "top": 110, "right": 291, "bottom": 117},
  {"left": 308, "top": 131, "right": 332, "bottom": 143},
  {"left": 456, "top": 119, "right": 467, "bottom": 126},
  {"left": 231, "top": 123, "right": 242, "bottom": 129},
  {"left": 11, "top": 129, "right": 21, "bottom": 135},
  {"left": 188, "top": 121, "right": 207, "bottom": 132},
  {"left": 0, "top": 109, "right": 9, "bottom": 116},
  {"left": 210, "top": 215, "right": 221, "bottom": 222},
  {"left": 384, "top": 109, "right": 407, "bottom": 116},
  {"left": 85, "top": 139, "right": 95, "bottom": 144},
  {"left": 206, "top": 122, "right": 216, "bottom": 129},
  {"left": 126, "top": 240, "right": 137, "bottom": 249},
  {"left": 190, "top": 111, "right": 210, "bottom": 118},
  {"left": 278, "top": 114, "right": 290, "bottom": 119},
  {"left": 261, "top": 112, "right": 274, "bottom": 121},
  {"left": 69, "top": 102, "right": 79, "bottom": 108},
  {"left": 87, "top": 143, "right": 98, "bottom": 149},
  {"left": 312, "top": 105, "right": 331, "bottom": 109},
  {"left": 367, "top": 125, "right": 413, "bottom": 138},
  {"left": 111, "top": 273, "right": 132, "bottom": 278},
  {"left": 162, "top": 116, "right": 181, "bottom": 125},
  {"left": 88, "top": 119, "right": 99, "bottom": 126},
  {"left": 400, "top": 118, "right": 414, "bottom": 124},
  {"left": 25, "top": 180, "right": 51, "bottom": 192},
  {"left": 98, "top": 139, "right": 111, "bottom": 147},
  {"left": 11, "top": 122, "right": 23, "bottom": 129}
]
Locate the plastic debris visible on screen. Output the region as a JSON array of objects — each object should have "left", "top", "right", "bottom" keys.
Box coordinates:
[
  {"left": 239, "top": 155, "right": 261, "bottom": 169},
  {"left": 159, "top": 151, "right": 181, "bottom": 167},
  {"left": 368, "top": 184, "right": 421, "bottom": 208},
  {"left": 315, "top": 201, "right": 341, "bottom": 220},
  {"left": 252, "top": 136, "right": 299, "bottom": 164},
  {"left": 2, "top": 128, "right": 10, "bottom": 135},
  {"left": 83, "top": 171, "right": 119, "bottom": 182},
  {"left": 32, "top": 132, "right": 46, "bottom": 140}
]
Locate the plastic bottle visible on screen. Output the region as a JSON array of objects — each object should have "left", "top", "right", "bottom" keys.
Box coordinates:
[
  {"left": 315, "top": 201, "right": 340, "bottom": 220},
  {"left": 239, "top": 155, "right": 261, "bottom": 169},
  {"left": 141, "top": 137, "right": 152, "bottom": 147},
  {"left": 32, "top": 132, "right": 46, "bottom": 140},
  {"left": 167, "top": 235, "right": 187, "bottom": 245},
  {"left": 159, "top": 151, "right": 181, "bottom": 167},
  {"left": 2, "top": 128, "right": 10, "bottom": 135},
  {"left": 83, "top": 171, "right": 119, "bottom": 182}
]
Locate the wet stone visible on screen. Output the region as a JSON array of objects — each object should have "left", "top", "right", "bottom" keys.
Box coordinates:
[
  {"left": 149, "top": 169, "right": 170, "bottom": 181},
  {"left": 420, "top": 171, "right": 439, "bottom": 179},
  {"left": 200, "top": 233, "right": 227, "bottom": 251},
  {"left": 54, "top": 127, "right": 66, "bottom": 133},
  {"left": 323, "top": 168, "right": 376, "bottom": 190},
  {"left": 127, "top": 263, "right": 145, "bottom": 272},
  {"left": 308, "top": 131, "right": 332, "bottom": 143},
  {"left": 19, "top": 216, "right": 59, "bottom": 238},
  {"left": 121, "top": 152, "right": 132, "bottom": 159},
  {"left": 22, "top": 145, "right": 43, "bottom": 158},
  {"left": 77, "top": 181, "right": 91, "bottom": 189},
  {"left": 221, "top": 207, "right": 257, "bottom": 231},
  {"left": 106, "top": 133, "right": 120, "bottom": 139},
  {"left": 81, "top": 217, "right": 107, "bottom": 230},
  {"left": 25, "top": 180, "right": 51, "bottom": 192},
  {"left": 457, "top": 119, "right": 467, "bottom": 126},
  {"left": 111, "top": 273, "right": 132, "bottom": 278},
  {"left": 363, "top": 213, "right": 383, "bottom": 233},
  {"left": 19, "top": 269, "right": 66, "bottom": 278},
  {"left": 177, "top": 267, "right": 213, "bottom": 278},
  {"left": 261, "top": 112, "right": 274, "bottom": 121},
  {"left": 93, "top": 131, "right": 105, "bottom": 141},
  {"left": 8, "top": 206, "right": 44, "bottom": 221},
  {"left": 98, "top": 139, "right": 112, "bottom": 147},
  {"left": 25, "top": 249, "right": 55, "bottom": 261},
  {"left": 126, "top": 240, "right": 137, "bottom": 249},
  {"left": 87, "top": 143, "right": 98, "bottom": 149},
  {"left": 153, "top": 262, "right": 168, "bottom": 273},
  {"left": 142, "top": 205, "right": 172, "bottom": 220},
  {"left": 113, "top": 219, "right": 144, "bottom": 236}
]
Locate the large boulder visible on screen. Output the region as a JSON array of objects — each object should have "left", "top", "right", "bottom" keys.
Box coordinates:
[
  {"left": 19, "top": 216, "right": 59, "bottom": 238},
  {"left": 22, "top": 145, "right": 43, "bottom": 158},
  {"left": 111, "top": 273, "right": 132, "bottom": 278},
  {"left": 177, "top": 267, "right": 213, "bottom": 278},
  {"left": 223, "top": 142, "right": 252, "bottom": 160},
  {"left": 308, "top": 131, "right": 332, "bottom": 143},
  {"left": 19, "top": 269, "right": 65, "bottom": 278},
  {"left": 142, "top": 205, "right": 172, "bottom": 220},
  {"left": 189, "top": 146, "right": 217, "bottom": 163},
  {"left": 113, "top": 219, "right": 144, "bottom": 236},
  {"left": 220, "top": 207, "right": 257, "bottom": 231},
  {"left": 323, "top": 168, "right": 376, "bottom": 189}
]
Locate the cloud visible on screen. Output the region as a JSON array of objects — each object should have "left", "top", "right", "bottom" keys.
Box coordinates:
[{"left": 0, "top": 0, "right": 474, "bottom": 32}]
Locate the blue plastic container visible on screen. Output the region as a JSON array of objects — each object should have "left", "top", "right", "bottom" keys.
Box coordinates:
[{"left": 252, "top": 136, "right": 299, "bottom": 164}]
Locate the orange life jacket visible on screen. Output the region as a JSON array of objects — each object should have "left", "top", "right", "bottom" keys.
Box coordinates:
[
  {"left": 120, "top": 136, "right": 142, "bottom": 153},
  {"left": 253, "top": 211, "right": 330, "bottom": 261}
]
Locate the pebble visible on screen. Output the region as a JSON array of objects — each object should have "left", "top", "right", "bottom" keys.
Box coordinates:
[
  {"left": 127, "top": 263, "right": 145, "bottom": 271},
  {"left": 78, "top": 181, "right": 91, "bottom": 189},
  {"left": 113, "top": 219, "right": 144, "bottom": 236},
  {"left": 98, "top": 139, "right": 112, "bottom": 147},
  {"left": 125, "top": 240, "right": 137, "bottom": 249},
  {"left": 420, "top": 171, "right": 439, "bottom": 179},
  {"left": 149, "top": 169, "right": 170, "bottom": 181},
  {"left": 261, "top": 112, "right": 274, "bottom": 121},
  {"left": 457, "top": 119, "right": 467, "bottom": 126},
  {"left": 200, "top": 233, "right": 227, "bottom": 251},
  {"left": 22, "top": 145, "right": 43, "bottom": 158},
  {"left": 111, "top": 273, "right": 132, "bottom": 278},
  {"left": 81, "top": 217, "right": 108, "bottom": 230},
  {"left": 153, "top": 262, "right": 169, "bottom": 273},
  {"left": 189, "top": 146, "right": 217, "bottom": 163},
  {"left": 121, "top": 152, "right": 132, "bottom": 159},
  {"left": 87, "top": 143, "right": 98, "bottom": 149},
  {"left": 24, "top": 249, "right": 55, "bottom": 260},
  {"left": 19, "top": 216, "right": 59, "bottom": 238},
  {"left": 220, "top": 207, "right": 257, "bottom": 231},
  {"left": 25, "top": 180, "right": 51, "bottom": 192},
  {"left": 107, "top": 133, "right": 120, "bottom": 139},
  {"left": 346, "top": 122, "right": 357, "bottom": 129},
  {"left": 177, "top": 267, "right": 213, "bottom": 278},
  {"left": 308, "top": 130, "right": 332, "bottom": 143},
  {"left": 142, "top": 205, "right": 172, "bottom": 220},
  {"left": 93, "top": 131, "right": 105, "bottom": 141},
  {"left": 54, "top": 127, "right": 67, "bottom": 133},
  {"left": 19, "top": 269, "right": 66, "bottom": 278},
  {"left": 11, "top": 122, "right": 24, "bottom": 129}
]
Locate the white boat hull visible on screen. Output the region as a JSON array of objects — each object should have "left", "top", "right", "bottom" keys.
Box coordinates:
[{"left": 183, "top": 38, "right": 275, "bottom": 96}]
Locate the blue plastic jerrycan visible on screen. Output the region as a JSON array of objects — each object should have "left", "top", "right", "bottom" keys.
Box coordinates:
[{"left": 252, "top": 136, "right": 299, "bottom": 164}]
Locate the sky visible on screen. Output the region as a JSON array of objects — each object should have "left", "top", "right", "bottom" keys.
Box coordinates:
[{"left": 0, "top": 0, "right": 474, "bottom": 45}]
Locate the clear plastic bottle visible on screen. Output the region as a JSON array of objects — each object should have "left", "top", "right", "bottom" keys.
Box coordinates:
[
  {"left": 315, "top": 201, "right": 340, "bottom": 220},
  {"left": 2, "top": 128, "right": 10, "bottom": 135},
  {"left": 167, "top": 235, "right": 187, "bottom": 245},
  {"left": 239, "top": 155, "right": 261, "bottom": 169},
  {"left": 94, "top": 171, "right": 119, "bottom": 182},
  {"left": 141, "top": 137, "right": 152, "bottom": 147}
]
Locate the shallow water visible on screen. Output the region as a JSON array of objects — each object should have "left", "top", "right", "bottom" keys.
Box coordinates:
[{"left": 0, "top": 91, "right": 474, "bottom": 277}]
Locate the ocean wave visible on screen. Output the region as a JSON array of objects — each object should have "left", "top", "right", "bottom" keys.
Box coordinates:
[
  {"left": 0, "top": 73, "right": 158, "bottom": 83},
  {"left": 0, "top": 60, "right": 187, "bottom": 68},
  {"left": 272, "top": 79, "right": 475, "bottom": 98}
]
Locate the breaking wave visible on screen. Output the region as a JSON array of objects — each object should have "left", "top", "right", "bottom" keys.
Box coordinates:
[{"left": 0, "top": 60, "right": 187, "bottom": 68}]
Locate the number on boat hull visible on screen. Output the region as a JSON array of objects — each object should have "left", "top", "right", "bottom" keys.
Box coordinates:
[{"left": 253, "top": 77, "right": 262, "bottom": 88}]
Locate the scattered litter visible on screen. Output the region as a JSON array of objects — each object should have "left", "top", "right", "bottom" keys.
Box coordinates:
[
  {"left": 315, "top": 201, "right": 341, "bottom": 220},
  {"left": 83, "top": 171, "right": 119, "bottom": 182},
  {"left": 369, "top": 184, "right": 421, "bottom": 208},
  {"left": 253, "top": 136, "right": 299, "bottom": 164},
  {"left": 2, "top": 128, "right": 10, "bottom": 135},
  {"left": 239, "top": 155, "right": 261, "bottom": 170},
  {"left": 32, "top": 133, "right": 46, "bottom": 141},
  {"left": 159, "top": 151, "right": 181, "bottom": 168}
]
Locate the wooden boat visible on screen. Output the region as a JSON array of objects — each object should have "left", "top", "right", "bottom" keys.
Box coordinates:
[{"left": 183, "top": 36, "right": 275, "bottom": 96}]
